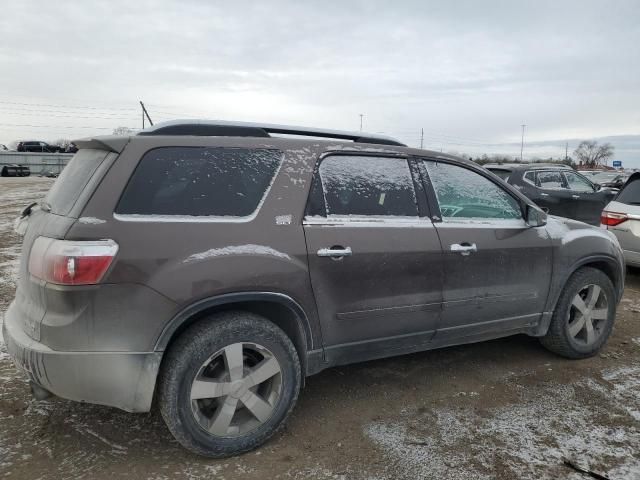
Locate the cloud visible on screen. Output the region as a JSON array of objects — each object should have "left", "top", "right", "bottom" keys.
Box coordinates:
[{"left": 0, "top": 0, "right": 639, "bottom": 165}]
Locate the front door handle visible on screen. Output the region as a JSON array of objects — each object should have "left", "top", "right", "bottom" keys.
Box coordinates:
[
  {"left": 317, "top": 246, "right": 352, "bottom": 258},
  {"left": 450, "top": 243, "right": 477, "bottom": 256},
  {"left": 540, "top": 192, "right": 549, "bottom": 197},
  {"left": 572, "top": 195, "right": 580, "bottom": 199}
]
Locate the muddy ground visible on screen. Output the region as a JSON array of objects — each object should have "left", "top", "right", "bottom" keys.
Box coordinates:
[{"left": 0, "top": 176, "right": 639, "bottom": 480}]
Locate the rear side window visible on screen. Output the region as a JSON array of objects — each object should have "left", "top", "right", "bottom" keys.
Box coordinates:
[
  {"left": 317, "top": 156, "right": 418, "bottom": 217},
  {"left": 537, "top": 171, "right": 565, "bottom": 189},
  {"left": 116, "top": 147, "right": 282, "bottom": 217},
  {"left": 616, "top": 175, "right": 640, "bottom": 205},
  {"left": 44, "top": 148, "right": 110, "bottom": 216}
]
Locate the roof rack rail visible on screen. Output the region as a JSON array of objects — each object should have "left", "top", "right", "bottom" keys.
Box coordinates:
[{"left": 137, "top": 120, "right": 407, "bottom": 147}]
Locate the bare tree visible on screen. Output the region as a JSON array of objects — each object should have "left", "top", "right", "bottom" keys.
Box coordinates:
[
  {"left": 112, "top": 126, "right": 135, "bottom": 136},
  {"left": 573, "top": 140, "right": 614, "bottom": 167}
]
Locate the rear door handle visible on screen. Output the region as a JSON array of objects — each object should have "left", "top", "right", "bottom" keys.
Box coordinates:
[
  {"left": 450, "top": 243, "right": 477, "bottom": 256},
  {"left": 572, "top": 195, "right": 580, "bottom": 199},
  {"left": 540, "top": 193, "right": 549, "bottom": 197},
  {"left": 317, "top": 246, "right": 352, "bottom": 258}
]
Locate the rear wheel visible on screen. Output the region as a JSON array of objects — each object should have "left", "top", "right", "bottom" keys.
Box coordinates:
[
  {"left": 158, "top": 312, "right": 301, "bottom": 457},
  {"left": 540, "top": 267, "right": 616, "bottom": 359}
]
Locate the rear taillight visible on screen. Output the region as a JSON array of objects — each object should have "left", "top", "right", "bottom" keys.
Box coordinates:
[
  {"left": 29, "top": 237, "right": 118, "bottom": 285},
  {"left": 600, "top": 211, "right": 629, "bottom": 227}
]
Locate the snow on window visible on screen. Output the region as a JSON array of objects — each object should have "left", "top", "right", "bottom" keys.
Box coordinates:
[
  {"left": 425, "top": 162, "right": 522, "bottom": 220},
  {"left": 117, "top": 147, "right": 282, "bottom": 217},
  {"left": 319, "top": 156, "right": 418, "bottom": 217}
]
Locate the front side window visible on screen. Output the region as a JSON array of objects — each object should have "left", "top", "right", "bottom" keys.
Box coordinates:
[
  {"left": 564, "top": 172, "right": 594, "bottom": 192},
  {"left": 537, "top": 171, "right": 566, "bottom": 189},
  {"left": 318, "top": 156, "right": 418, "bottom": 217},
  {"left": 117, "top": 147, "right": 282, "bottom": 217},
  {"left": 424, "top": 161, "right": 522, "bottom": 220}
]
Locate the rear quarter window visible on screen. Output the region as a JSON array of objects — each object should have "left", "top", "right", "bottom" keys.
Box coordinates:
[
  {"left": 616, "top": 175, "right": 640, "bottom": 205},
  {"left": 44, "top": 148, "right": 111, "bottom": 216},
  {"left": 116, "top": 147, "right": 282, "bottom": 217}
]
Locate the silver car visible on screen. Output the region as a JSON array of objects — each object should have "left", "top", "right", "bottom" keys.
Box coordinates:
[{"left": 602, "top": 172, "right": 640, "bottom": 266}]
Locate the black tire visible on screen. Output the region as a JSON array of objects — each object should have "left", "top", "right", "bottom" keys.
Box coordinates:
[
  {"left": 157, "top": 311, "right": 301, "bottom": 457},
  {"left": 540, "top": 267, "right": 617, "bottom": 359}
]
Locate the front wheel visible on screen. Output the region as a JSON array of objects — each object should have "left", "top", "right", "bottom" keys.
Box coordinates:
[
  {"left": 158, "top": 312, "right": 301, "bottom": 457},
  {"left": 540, "top": 267, "right": 617, "bottom": 359}
]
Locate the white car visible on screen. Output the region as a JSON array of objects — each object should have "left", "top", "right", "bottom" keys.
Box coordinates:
[{"left": 602, "top": 172, "right": 640, "bottom": 266}]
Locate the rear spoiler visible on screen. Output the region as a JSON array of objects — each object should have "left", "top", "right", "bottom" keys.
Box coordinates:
[{"left": 73, "top": 136, "right": 130, "bottom": 153}]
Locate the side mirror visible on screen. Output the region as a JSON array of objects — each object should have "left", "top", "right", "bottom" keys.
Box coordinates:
[{"left": 526, "top": 204, "right": 547, "bottom": 227}]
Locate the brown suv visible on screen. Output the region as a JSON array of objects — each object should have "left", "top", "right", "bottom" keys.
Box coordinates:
[{"left": 4, "top": 120, "right": 625, "bottom": 457}]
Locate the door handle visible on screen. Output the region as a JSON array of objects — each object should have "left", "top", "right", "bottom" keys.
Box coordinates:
[
  {"left": 572, "top": 195, "right": 580, "bottom": 199},
  {"left": 450, "top": 243, "right": 477, "bottom": 256},
  {"left": 540, "top": 193, "right": 549, "bottom": 197},
  {"left": 317, "top": 246, "right": 352, "bottom": 258}
]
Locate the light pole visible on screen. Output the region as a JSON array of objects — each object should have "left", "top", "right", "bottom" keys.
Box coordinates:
[
  {"left": 520, "top": 124, "right": 526, "bottom": 161},
  {"left": 359, "top": 114, "right": 364, "bottom": 132}
]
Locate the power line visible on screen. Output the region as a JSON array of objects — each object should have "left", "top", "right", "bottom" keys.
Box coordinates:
[
  {"left": 0, "top": 99, "right": 137, "bottom": 111},
  {"left": 0, "top": 123, "right": 126, "bottom": 130}
]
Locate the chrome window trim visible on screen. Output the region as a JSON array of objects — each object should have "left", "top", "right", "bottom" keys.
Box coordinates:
[{"left": 303, "top": 215, "right": 432, "bottom": 227}]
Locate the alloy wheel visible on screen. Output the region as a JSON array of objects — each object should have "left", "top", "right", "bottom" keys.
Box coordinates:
[
  {"left": 190, "top": 342, "right": 282, "bottom": 437},
  {"left": 567, "top": 284, "right": 609, "bottom": 346}
]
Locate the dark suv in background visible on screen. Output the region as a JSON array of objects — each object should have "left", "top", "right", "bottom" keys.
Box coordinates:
[
  {"left": 13, "top": 140, "right": 62, "bottom": 153},
  {"left": 5, "top": 121, "right": 624, "bottom": 457},
  {"left": 486, "top": 163, "right": 616, "bottom": 225}
]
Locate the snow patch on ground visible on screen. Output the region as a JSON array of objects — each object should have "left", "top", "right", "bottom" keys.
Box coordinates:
[{"left": 365, "top": 374, "right": 640, "bottom": 479}]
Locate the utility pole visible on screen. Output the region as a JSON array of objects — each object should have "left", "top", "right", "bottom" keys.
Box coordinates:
[
  {"left": 359, "top": 114, "right": 364, "bottom": 132},
  {"left": 565, "top": 142, "right": 568, "bottom": 162},
  {"left": 420, "top": 128, "right": 424, "bottom": 149},
  {"left": 520, "top": 124, "right": 526, "bottom": 161},
  {"left": 140, "top": 101, "right": 154, "bottom": 128}
]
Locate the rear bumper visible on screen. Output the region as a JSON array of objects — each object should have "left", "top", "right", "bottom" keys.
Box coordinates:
[{"left": 3, "top": 301, "right": 161, "bottom": 412}]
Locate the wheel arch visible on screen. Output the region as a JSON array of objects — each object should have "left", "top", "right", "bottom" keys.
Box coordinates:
[
  {"left": 534, "top": 254, "right": 623, "bottom": 336},
  {"left": 154, "top": 292, "right": 319, "bottom": 376}
]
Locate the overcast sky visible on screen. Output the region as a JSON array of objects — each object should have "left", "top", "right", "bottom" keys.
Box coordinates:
[{"left": 1, "top": 0, "right": 639, "bottom": 165}]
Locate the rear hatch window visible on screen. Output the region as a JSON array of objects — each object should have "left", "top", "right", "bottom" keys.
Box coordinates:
[
  {"left": 615, "top": 173, "right": 640, "bottom": 205},
  {"left": 488, "top": 169, "right": 511, "bottom": 180},
  {"left": 44, "top": 148, "right": 111, "bottom": 216}
]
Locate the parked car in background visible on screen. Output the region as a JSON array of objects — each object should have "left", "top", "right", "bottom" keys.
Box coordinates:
[
  {"left": 0, "top": 164, "right": 30, "bottom": 177},
  {"left": 64, "top": 143, "right": 78, "bottom": 153},
  {"left": 485, "top": 164, "right": 616, "bottom": 226},
  {"left": 589, "top": 171, "right": 628, "bottom": 190},
  {"left": 602, "top": 172, "right": 640, "bottom": 266},
  {"left": 13, "top": 141, "right": 62, "bottom": 153}
]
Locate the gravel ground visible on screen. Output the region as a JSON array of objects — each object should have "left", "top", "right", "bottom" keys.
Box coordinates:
[{"left": 0, "top": 177, "right": 639, "bottom": 480}]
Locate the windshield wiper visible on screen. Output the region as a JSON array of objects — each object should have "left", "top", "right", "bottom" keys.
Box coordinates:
[{"left": 40, "top": 201, "right": 52, "bottom": 213}]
